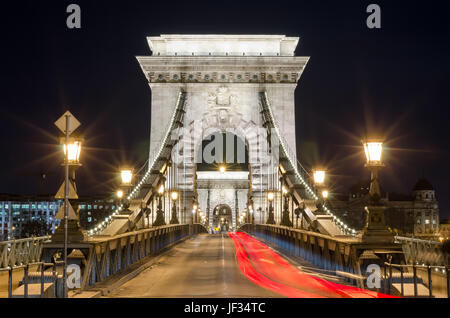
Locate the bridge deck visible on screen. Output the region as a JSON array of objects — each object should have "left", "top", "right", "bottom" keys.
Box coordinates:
[{"left": 105, "top": 234, "right": 280, "bottom": 298}]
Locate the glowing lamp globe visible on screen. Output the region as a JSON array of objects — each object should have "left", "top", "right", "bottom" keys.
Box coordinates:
[
  {"left": 116, "top": 190, "right": 124, "bottom": 199},
  {"left": 120, "top": 169, "right": 133, "bottom": 185},
  {"left": 322, "top": 190, "right": 329, "bottom": 199},
  {"left": 171, "top": 191, "right": 178, "bottom": 201},
  {"left": 219, "top": 165, "right": 226, "bottom": 173},
  {"left": 313, "top": 170, "right": 326, "bottom": 185},
  {"left": 158, "top": 184, "right": 165, "bottom": 195},
  {"left": 267, "top": 192, "right": 274, "bottom": 202},
  {"left": 363, "top": 140, "right": 384, "bottom": 166},
  {"left": 61, "top": 137, "right": 82, "bottom": 164}
]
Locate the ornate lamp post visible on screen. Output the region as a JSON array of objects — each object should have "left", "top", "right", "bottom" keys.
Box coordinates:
[
  {"left": 313, "top": 169, "right": 328, "bottom": 214},
  {"left": 118, "top": 167, "right": 133, "bottom": 212},
  {"left": 363, "top": 140, "right": 383, "bottom": 202},
  {"left": 153, "top": 184, "right": 166, "bottom": 226},
  {"left": 266, "top": 191, "right": 275, "bottom": 224},
  {"left": 170, "top": 191, "right": 179, "bottom": 224},
  {"left": 361, "top": 139, "right": 393, "bottom": 242},
  {"left": 192, "top": 203, "right": 198, "bottom": 224},
  {"left": 280, "top": 185, "right": 293, "bottom": 227},
  {"left": 247, "top": 201, "right": 254, "bottom": 224}
]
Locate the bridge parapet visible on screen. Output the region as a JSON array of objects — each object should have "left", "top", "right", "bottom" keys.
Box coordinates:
[
  {"left": 239, "top": 224, "right": 404, "bottom": 289},
  {"left": 80, "top": 224, "right": 206, "bottom": 291},
  {"left": 0, "top": 236, "right": 51, "bottom": 269},
  {"left": 395, "top": 236, "right": 447, "bottom": 266}
]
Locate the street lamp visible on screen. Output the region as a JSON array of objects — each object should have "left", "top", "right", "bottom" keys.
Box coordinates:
[
  {"left": 61, "top": 137, "right": 82, "bottom": 165},
  {"left": 362, "top": 139, "right": 384, "bottom": 202},
  {"left": 266, "top": 191, "right": 275, "bottom": 224},
  {"left": 120, "top": 168, "right": 133, "bottom": 186},
  {"left": 313, "top": 170, "right": 326, "bottom": 185},
  {"left": 116, "top": 190, "right": 124, "bottom": 199},
  {"left": 313, "top": 169, "right": 327, "bottom": 214},
  {"left": 247, "top": 202, "right": 254, "bottom": 224},
  {"left": 192, "top": 204, "right": 198, "bottom": 224},
  {"left": 361, "top": 138, "right": 393, "bottom": 242},
  {"left": 53, "top": 111, "right": 84, "bottom": 299},
  {"left": 170, "top": 191, "right": 179, "bottom": 224},
  {"left": 153, "top": 183, "right": 166, "bottom": 226},
  {"left": 280, "top": 185, "right": 292, "bottom": 227},
  {"left": 219, "top": 165, "right": 226, "bottom": 173}
]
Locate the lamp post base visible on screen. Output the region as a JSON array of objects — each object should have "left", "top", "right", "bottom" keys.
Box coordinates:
[
  {"left": 280, "top": 209, "right": 292, "bottom": 227},
  {"left": 153, "top": 209, "right": 166, "bottom": 227},
  {"left": 51, "top": 220, "right": 85, "bottom": 243},
  {"left": 362, "top": 205, "right": 394, "bottom": 243},
  {"left": 170, "top": 207, "right": 179, "bottom": 224}
]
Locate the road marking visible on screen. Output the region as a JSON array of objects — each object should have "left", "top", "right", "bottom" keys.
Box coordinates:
[{"left": 221, "top": 234, "right": 227, "bottom": 294}]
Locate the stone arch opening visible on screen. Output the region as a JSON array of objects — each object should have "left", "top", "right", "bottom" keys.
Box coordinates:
[
  {"left": 212, "top": 204, "right": 233, "bottom": 232},
  {"left": 197, "top": 131, "right": 249, "bottom": 172}
]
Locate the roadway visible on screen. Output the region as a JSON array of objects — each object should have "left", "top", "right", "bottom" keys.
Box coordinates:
[
  {"left": 106, "top": 233, "right": 280, "bottom": 298},
  {"left": 106, "top": 232, "right": 395, "bottom": 298}
]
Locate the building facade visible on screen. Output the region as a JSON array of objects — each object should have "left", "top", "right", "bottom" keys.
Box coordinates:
[
  {"left": 328, "top": 178, "right": 440, "bottom": 239},
  {"left": 0, "top": 194, "right": 117, "bottom": 240}
]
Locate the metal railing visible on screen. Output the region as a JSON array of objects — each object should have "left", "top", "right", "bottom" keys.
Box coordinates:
[
  {"left": 382, "top": 262, "right": 449, "bottom": 298},
  {"left": 395, "top": 236, "right": 446, "bottom": 266},
  {"left": 0, "top": 260, "right": 63, "bottom": 298},
  {"left": 82, "top": 224, "right": 206, "bottom": 290},
  {"left": 240, "top": 223, "right": 365, "bottom": 287},
  {"left": 0, "top": 236, "right": 51, "bottom": 269}
]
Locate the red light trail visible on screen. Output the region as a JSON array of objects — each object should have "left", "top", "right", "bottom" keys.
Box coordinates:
[{"left": 229, "top": 232, "right": 398, "bottom": 298}]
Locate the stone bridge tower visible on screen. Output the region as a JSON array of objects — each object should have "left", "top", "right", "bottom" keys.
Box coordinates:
[{"left": 137, "top": 35, "right": 308, "bottom": 229}]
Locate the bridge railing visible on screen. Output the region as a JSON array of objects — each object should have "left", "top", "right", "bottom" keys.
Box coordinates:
[
  {"left": 239, "top": 223, "right": 365, "bottom": 286},
  {"left": 395, "top": 236, "right": 447, "bottom": 266},
  {"left": 240, "top": 224, "right": 449, "bottom": 297},
  {"left": 0, "top": 236, "right": 51, "bottom": 269},
  {"left": 81, "top": 223, "right": 206, "bottom": 291},
  {"left": 382, "top": 262, "right": 449, "bottom": 298}
]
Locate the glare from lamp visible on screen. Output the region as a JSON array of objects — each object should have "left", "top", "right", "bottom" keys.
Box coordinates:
[
  {"left": 313, "top": 170, "right": 326, "bottom": 185},
  {"left": 363, "top": 140, "right": 383, "bottom": 165},
  {"left": 63, "top": 141, "right": 82, "bottom": 163},
  {"left": 121, "top": 169, "right": 133, "bottom": 185}
]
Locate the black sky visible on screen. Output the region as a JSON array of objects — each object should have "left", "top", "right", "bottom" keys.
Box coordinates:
[{"left": 1, "top": 0, "right": 449, "bottom": 218}]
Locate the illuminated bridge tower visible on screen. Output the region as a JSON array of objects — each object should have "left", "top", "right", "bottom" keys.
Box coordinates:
[{"left": 137, "top": 35, "right": 309, "bottom": 230}]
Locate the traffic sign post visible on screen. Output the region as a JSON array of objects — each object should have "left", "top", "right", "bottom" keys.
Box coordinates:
[{"left": 54, "top": 111, "right": 81, "bottom": 298}]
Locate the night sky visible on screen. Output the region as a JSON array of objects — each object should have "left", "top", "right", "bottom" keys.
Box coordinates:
[{"left": 1, "top": 1, "right": 449, "bottom": 219}]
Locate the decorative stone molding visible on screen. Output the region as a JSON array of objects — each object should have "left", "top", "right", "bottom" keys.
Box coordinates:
[{"left": 136, "top": 57, "right": 308, "bottom": 84}]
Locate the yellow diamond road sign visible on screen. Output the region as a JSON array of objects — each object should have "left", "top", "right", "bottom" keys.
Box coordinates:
[
  {"left": 55, "top": 180, "right": 79, "bottom": 200},
  {"left": 54, "top": 111, "right": 81, "bottom": 135},
  {"left": 55, "top": 201, "right": 78, "bottom": 220}
]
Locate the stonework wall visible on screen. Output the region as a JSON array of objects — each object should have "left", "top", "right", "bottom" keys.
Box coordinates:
[{"left": 137, "top": 35, "right": 308, "bottom": 225}]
